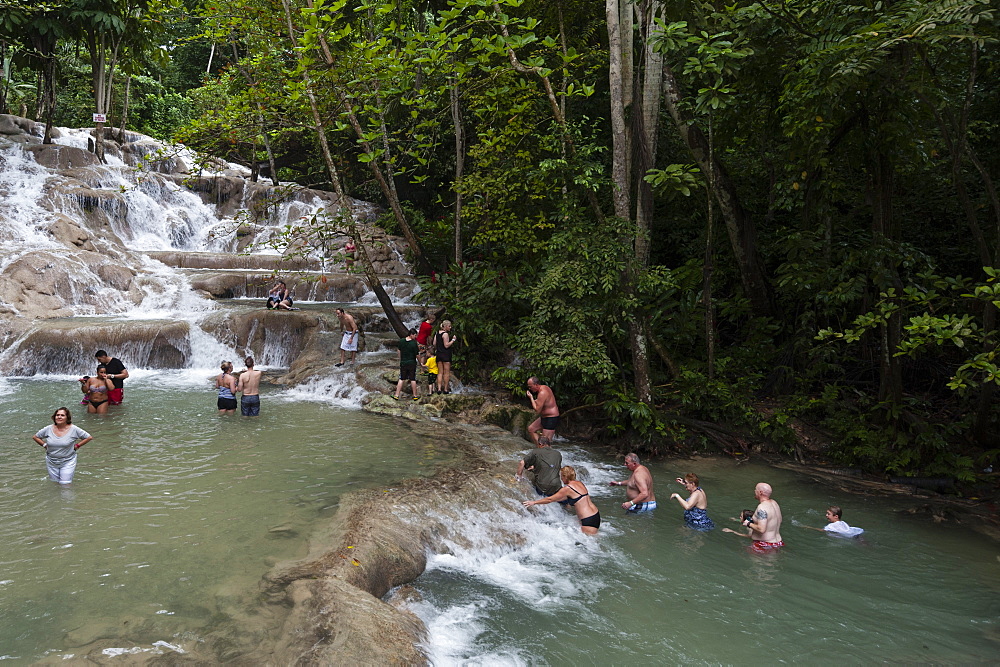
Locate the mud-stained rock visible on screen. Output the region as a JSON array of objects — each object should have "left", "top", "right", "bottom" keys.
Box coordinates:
[
  {"left": 0, "top": 113, "right": 47, "bottom": 138},
  {"left": 96, "top": 263, "right": 137, "bottom": 291},
  {"left": 269, "top": 578, "right": 428, "bottom": 665},
  {"left": 0, "top": 320, "right": 192, "bottom": 375},
  {"left": 26, "top": 143, "right": 100, "bottom": 170},
  {"left": 148, "top": 251, "right": 318, "bottom": 271},
  {"left": 47, "top": 214, "right": 98, "bottom": 251}
]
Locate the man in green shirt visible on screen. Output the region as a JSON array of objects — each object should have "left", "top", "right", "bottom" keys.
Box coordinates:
[
  {"left": 516, "top": 437, "right": 563, "bottom": 497},
  {"left": 393, "top": 328, "right": 421, "bottom": 401}
]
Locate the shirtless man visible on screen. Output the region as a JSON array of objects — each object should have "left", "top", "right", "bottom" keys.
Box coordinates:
[
  {"left": 722, "top": 482, "right": 784, "bottom": 551},
  {"left": 335, "top": 308, "right": 359, "bottom": 366},
  {"left": 236, "top": 356, "right": 262, "bottom": 417},
  {"left": 526, "top": 377, "right": 559, "bottom": 445},
  {"left": 609, "top": 452, "right": 657, "bottom": 513}
]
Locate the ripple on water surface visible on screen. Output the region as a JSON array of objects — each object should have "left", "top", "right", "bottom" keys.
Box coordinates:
[{"left": 0, "top": 375, "right": 455, "bottom": 661}]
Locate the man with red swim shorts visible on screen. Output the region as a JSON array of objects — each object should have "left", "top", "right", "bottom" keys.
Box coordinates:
[
  {"left": 95, "top": 350, "right": 128, "bottom": 405},
  {"left": 722, "top": 482, "right": 783, "bottom": 551}
]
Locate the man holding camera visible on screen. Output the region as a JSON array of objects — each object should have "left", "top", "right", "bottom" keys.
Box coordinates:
[{"left": 724, "top": 482, "right": 783, "bottom": 551}]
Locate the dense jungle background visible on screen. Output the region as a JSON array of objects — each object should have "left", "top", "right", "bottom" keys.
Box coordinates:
[{"left": 2, "top": 0, "right": 998, "bottom": 482}]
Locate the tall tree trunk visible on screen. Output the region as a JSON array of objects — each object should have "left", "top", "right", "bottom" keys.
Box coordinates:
[
  {"left": 280, "top": 0, "right": 407, "bottom": 336},
  {"left": 450, "top": 78, "right": 464, "bottom": 264},
  {"left": 661, "top": 63, "right": 775, "bottom": 319}
]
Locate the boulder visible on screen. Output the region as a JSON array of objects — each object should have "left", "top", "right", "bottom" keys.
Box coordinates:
[{"left": 47, "top": 214, "right": 97, "bottom": 251}]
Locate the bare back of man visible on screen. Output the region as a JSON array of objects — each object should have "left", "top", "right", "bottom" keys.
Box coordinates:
[
  {"left": 526, "top": 376, "right": 560, "bottom": 445},
  {"left": 237, "top": 369, "right": 261, "bottom": 396},
  {"left": 751, "top": 496, "right": 783, "bottom": 543}
]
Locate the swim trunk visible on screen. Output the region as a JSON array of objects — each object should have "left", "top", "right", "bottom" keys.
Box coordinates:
[
  {"left": 218, "top": 397, "right": 237, "bottom": 410},
  {"left": 399, "top": 363, "right": 417, "bottom": 382},
  {"left": 580, "top": 512, "right": 601, "bottom": 529},
  {"left": 684, "top": 507, "right": 715, "bottom": 531},
  {"left": 108, "top": 388, "right": 124, "bottom": 405},
  {"left": 751, "top": 540, "right": 784, "bottom": 553},
  {"left": 540, "top": 416, "right": 560, "bottom": 430},
  {"left": 427, "top": 372, "right": 437, "bottom": 384},
  {"left": 341, "top": 331, "right": 359, "bottom": 352},
  {"left": 241, "top": 395, "right": 260, "bottom": 416},
  {"left": 627, "top": 501, "right": 657, "bottom": 513}
]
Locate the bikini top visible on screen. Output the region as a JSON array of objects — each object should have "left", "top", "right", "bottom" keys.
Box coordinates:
[
  {"left": 88, "top": 382, "right": 108, "bottom": 394},
  {"left": 564, "top": 484, "right": 589, "bottom": 506}
]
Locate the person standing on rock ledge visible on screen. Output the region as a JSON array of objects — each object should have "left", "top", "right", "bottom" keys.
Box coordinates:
[
  {"left": 335, "top": 308, "right": 359, "bottom": 367},
  {"left": 392, "top": 328, "right": 420, "bottom": 401},
  {"left": 525, "top": 377, "right": 559, "bottom": 445},
  {"left": 95, "top": 350, "right": 128, "bottom": 405}
]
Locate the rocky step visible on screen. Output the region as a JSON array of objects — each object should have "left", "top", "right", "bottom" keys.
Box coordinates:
[
  {"left": 192, "top": 271, "right": 418, "bottom": 303},
  {"left": 147, "top": 250, "right": 320, "bottom": 271}
]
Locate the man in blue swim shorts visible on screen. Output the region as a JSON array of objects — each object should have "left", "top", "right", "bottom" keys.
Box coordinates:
[{"left": 610, "top": 452, "right": 657, "bottom": 513}]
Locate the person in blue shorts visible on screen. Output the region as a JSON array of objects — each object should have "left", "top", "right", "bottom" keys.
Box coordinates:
[
  {"left": 610, "top": 452, "right": 657, "bottom": 513},
  {"left": 669, "top": 472, "right": 715, "bottom": 530},
  {"left": 236, "top": 356, "right": 262, "bottom": 416}
]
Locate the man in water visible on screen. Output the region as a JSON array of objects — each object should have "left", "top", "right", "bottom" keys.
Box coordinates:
[
  {"left": 335, "top": 308, "right": 359, "bottom": 367},
  {"left": 723, "top": 482, "right": 784, "bottom": 551},
  {"left": 610, "top": 452, "right": 657, "bottom": 512},
  {"left": 236, "top": 356, "right": 262, "bottom": 417},
  {"left": 526, "top": 376, "right": 559, "bottom": 445},
  {"left": 515, "top": 437, "right": 562, "bottom": 497},
  {"left": 95, "top": 349, "right": 128, "bottom": 405}
]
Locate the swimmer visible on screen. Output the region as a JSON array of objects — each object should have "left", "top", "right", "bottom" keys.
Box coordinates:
[
  {"left": 800, "top": 505, "right": 865, "bottom": 537},
  {"left": 669, "top": 473, "right": 715, "bottom": 530},
  {"left": 524, "top": 466, "right": 601, "bottom": 535},
  {"left": 216, "top": 360, "right": 238, "bottom": 415},
  {"left": 722, "top": 482, "right": 784, "bottom": 552},
  {"left": 609, "top": 452, "right": 656, "bottom": 513},
  {"left": 33, "top": 407, "right": 92, "bottom": 484},
  {"left": 83, "top": 365, "right": 114, "bottom": 414}
]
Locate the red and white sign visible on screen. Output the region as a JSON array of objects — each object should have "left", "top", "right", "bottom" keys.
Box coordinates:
[{"left": 92, "top": 113, "right": 106, "bottom": 123}]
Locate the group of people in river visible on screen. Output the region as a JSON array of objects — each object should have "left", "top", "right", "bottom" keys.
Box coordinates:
[
  {"left": 518, "top": 435, "right": 864, "bottom": 549},
  {"left": 34, "top": 350, "right": 128, "bottom": 485},
  {"left": 215, "top": 356, "right": 262, "bottom": 416}
]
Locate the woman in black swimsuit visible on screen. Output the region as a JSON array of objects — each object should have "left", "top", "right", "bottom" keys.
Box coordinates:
[
  {"left": 85, "top": 365, "right": 114, "bottom": 414},
  {"left": 434, "top": 320, "right": 455, "bottom": 394},
  {"left": 523, "top": 465, "right": 601, "bottom": 535}
]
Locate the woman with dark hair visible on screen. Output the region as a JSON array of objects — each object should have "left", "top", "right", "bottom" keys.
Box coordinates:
[
  {"left": 523, "top": 466, "right": 601, "bottom": 536},
  {"left": 84, "top": 366, "right": 114, "bottom": 414},
  {"left": 669, "top": 473, "right": 715, "bottom": 531},
  {"left": 33, "top": 407, "right": 92, "bottom": 484}
]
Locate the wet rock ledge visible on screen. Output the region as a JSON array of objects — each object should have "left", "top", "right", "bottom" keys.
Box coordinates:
[{"left": 249, "top": 420, "right": 529, "bottom": 665}]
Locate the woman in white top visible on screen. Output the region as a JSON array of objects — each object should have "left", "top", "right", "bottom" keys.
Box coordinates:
[{"left": 33, "top": 407, "right": 93, "bottom": 484}]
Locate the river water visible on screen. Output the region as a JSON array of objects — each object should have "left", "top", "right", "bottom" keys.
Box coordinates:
[
  {"left": 0, "top": 374, "right": 457, "bottom": 662},
  {"left": 407, "top": 447, "right": 1000, "bottom": 664}
]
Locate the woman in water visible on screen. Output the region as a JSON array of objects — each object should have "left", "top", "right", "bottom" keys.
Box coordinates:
[
  {"left": 669, "top": 473, "right": 715, "bottom": 531},
  {"left": 84, "top": 365, "right": 114, "bottom": 414},
  {"left": 216, "top": 360, "right": 238, "bottom": 415},
  {"left": 523, "top": 466, "right": 601, "bottom": 535},
  {"left": 434, "top": 319, "right": 455, "bottom": 394},
  {"left": 33, "top": 407, "right": 93, "bottom": 484}
]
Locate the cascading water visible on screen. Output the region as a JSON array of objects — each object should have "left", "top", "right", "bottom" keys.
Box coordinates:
[{"left": 0, "top": 118, "right": 415, "bottom": 385}]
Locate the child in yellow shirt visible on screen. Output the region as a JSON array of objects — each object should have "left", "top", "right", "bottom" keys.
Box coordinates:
[{"left": 423, "top": 351, "right": 438, "bottom": 395}]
